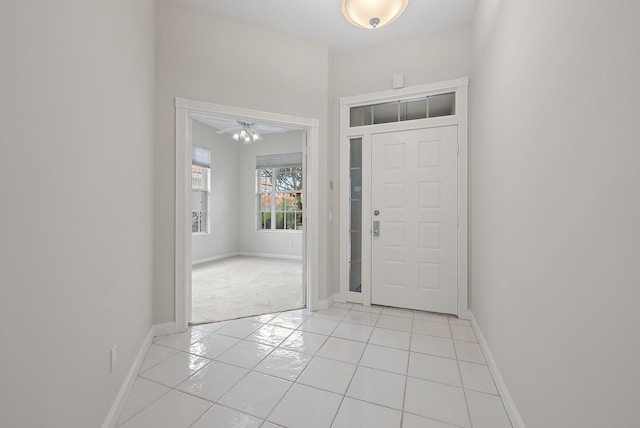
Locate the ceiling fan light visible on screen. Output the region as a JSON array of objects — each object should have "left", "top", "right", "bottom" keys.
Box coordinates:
[
  {"left": 341, "top": 0, "right": 409, "bottom": 29},
  {"left": 228, "top": 121, "right": 262, "bottom": 144}
]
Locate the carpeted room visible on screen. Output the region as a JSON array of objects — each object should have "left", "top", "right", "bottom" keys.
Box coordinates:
[{"left": 190, "top": 117, "right": 306, "bottom": 324}]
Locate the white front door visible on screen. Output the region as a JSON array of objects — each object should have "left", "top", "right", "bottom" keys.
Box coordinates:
[{"left": 371, "top": 126, "right": 458, "bottom": 314}]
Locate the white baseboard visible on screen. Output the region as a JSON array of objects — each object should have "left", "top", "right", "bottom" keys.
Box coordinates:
[
  {"left": 153, "top": 322, "right": 177, "bottom": 337},
  {"left": 238, "top": 252, "right": 302, "bottom": 261},
  {"left": 101, "top": 321, "right": 178, "bottom": 428},
  {"left": 327, "top": 293, "right": 338, "bottom": 307},
  {"left": 332, "top": 294, "right": 348, "bottom": 304},
  {"left": 101, "top": 327, "right": 154, "bottom": 428},
  {"left": 192, "top": 252, "right": 239, "bottom": 266},
  {"left": 316, "top": 293, "right": 338, "bottom": 310},
  {"left": 468, "top": 310, "right": 526, "bottom": 428},
  {"left": 316, "top": 299, "right": 329, "bottom": 310}
]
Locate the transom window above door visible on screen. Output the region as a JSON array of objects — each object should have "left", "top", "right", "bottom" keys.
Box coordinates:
[{"left": 350, "top": 92, "right": 455, "bottom": 127}]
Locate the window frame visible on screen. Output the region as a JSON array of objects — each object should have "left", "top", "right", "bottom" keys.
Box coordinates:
[
  {"left": 191, "top": 164, "right": 211, "bottom": 234},
  {"left": 256, "top": 166, "right": 303, "bottom": 232}
]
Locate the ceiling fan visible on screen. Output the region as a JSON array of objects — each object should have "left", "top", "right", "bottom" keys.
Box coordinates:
[{"left": 216, "top": 120, "right": 263, "bottom": 144}]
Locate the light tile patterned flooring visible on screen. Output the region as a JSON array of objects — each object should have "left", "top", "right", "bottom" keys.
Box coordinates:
[{"left": 118, "top": 303, "right": 512, "bottom": 428}]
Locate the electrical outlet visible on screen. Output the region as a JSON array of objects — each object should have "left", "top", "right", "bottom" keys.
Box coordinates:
[{"left": 110, "top": 345, "right": 118, "bottom": 374}]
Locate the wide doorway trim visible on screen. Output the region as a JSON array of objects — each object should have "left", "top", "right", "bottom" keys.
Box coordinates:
[
  {"left": 338, "top": 77, "right": 469, "bottom": 319},
  {"left": 175, "top": 97, "right": 320, "bottom": 332}
]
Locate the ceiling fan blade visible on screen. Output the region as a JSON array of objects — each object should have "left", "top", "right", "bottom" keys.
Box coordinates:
[{"left": 215, "top": 126, "right": 240, "bottom": 134}]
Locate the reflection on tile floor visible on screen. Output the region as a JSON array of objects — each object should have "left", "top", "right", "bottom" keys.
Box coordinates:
[{"left": 118, "top": 304, "right": 512, "bottom": 428}]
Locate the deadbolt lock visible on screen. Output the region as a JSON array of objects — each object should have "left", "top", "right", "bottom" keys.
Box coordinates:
[{"left": 373, "top": 221, "right": 380, "bottom": 237}]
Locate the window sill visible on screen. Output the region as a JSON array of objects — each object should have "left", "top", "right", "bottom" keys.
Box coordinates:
[{"left": 192, "top": 232, "right": 210, "bottom": 236}]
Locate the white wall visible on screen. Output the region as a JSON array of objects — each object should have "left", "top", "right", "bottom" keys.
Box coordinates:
[
  {"left": 330, "top": 26, "right": 472, "bottom": 297},
  {"left": 469, "top": 1, "right": 640, "bottom": 426},
  {"left": 155, "top": 0, "right": 330, "bottom": 322},
  {"left": 0, "top": 1, "right": 155, "bottom": 427},
  {"left": 238, "top": 131, "right": 304, "bottom": 259},
  {"left": 191, "top": 120, "right": 240, "bottom": 263}
]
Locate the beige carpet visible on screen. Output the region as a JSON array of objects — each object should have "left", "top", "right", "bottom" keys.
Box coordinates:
[{"left": 190, "top": 256, "right": 303, "bottom": 324}]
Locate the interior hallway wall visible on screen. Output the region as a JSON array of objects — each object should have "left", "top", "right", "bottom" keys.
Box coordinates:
[
  {"left": 330, "top": 26, "right": 472, "bottom": 298},
  {"left": 154, "top": 0, "right": 331, "bottom": 323},
  {"left": 469, "top": 1, "right": 640, "bottom": 426},
  {"left": 191, "top": 120, "right": 240, "bottom": 263},
  {"left": 0, "top": 1, "right": 155, "bottom": 427}
]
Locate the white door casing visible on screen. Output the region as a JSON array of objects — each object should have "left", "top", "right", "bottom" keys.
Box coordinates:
[
  {"left": 175, "top": 98, "right": 320, "bottom": 333},
  {"left": 371, "top": 126, "right": 459, "bottom": 314},
  {"left": 339, "top": 78, "right": 468, "bottom": 318}
]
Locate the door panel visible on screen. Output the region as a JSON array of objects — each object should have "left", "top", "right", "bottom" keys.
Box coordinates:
[{"left": 371, "top": 126, "right": 458, "bottom": 314}]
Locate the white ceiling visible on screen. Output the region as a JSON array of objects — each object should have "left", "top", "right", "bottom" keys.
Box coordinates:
[
  {"left": 173, "top": 0, "right": 476, "bottom": 53},
  {"left": 191, "top": 113, "right": 298, "bottom": 135}
]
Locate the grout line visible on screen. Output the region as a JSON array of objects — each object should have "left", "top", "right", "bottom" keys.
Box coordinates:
[
  {"left": 123, "top": 308, "right": 478, "bottom": 428},
  {"left": 115, "top": 377, "right": 175, "bottom": 427},
  {"left": 450, "top": 316, "right": 474, "bottom": 428},
  {"left": 399, "top": 310, "right": 415, "bottom": 426},
  {"left": 328, "top": 315, "right": 377, "bottom": 428},
  {"left": 402, "top": 410, "right": 467, "bottom": 428}
]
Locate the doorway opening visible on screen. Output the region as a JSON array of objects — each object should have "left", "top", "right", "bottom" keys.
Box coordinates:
[
  {"left": 189, "top": 114, "right": 306, "bottom": 323},
  {"left": 175, "top": 98, "right": 320, "bottom": 332}
]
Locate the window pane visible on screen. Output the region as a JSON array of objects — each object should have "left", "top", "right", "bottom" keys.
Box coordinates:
[
  {"left": 373, "top": 101, "right": 398, "bottom": 124},
  {"left": 275, "top": 194, "right": 285, "bottom": 211},
  {"left": 259, "top": 169, "right": 273, "bottom": 193},
  {"left": 350, "top": 105, "right": 372, "bottom": 127},
  {"left": 295, "top": 212, "right": 303, "bottom": 230},
  {"left": 350, "top": 138, "right": 362, "bottom": 168},
  {"left": 287, "top": 192, "right": 297, "bottom": 211},
  {"left": 350, "top": 169, "right": 362, "bottom": 200},
  {"left": 192, "top": 166, "right": 209, "bottom": 191},
  {"left": 192, "top": 212, "right": 201, "bottom": 233},
  {"left": 349, "top": 262, "right": 362, "bottom": 292},
  {"left": 276, "top": 167, "right": 303, "bottom": 191},
  {"left": 294, "top": 192, "right": 302, "bottom": 210},
  {"left": 258, "top": 212, "right": 271, "bottom": 229},
  {"left": 192, "top": 190, "right": 207, "bottom": 211},
  {"left": 275, "top": 211, "right": 285, "bottom": 229},
  {"left": 349, "top": 224, "right": 362, "bottom": 292},
  {"left": 192, "top": 166, "right": 203, "bottom": 189},
  {"left": 400, "top": 98, "right": 428, "bottom": 121},
  {"left": 350, "top": 200, "right": 362, "bottom": 231},
  {"left": 192, "top": 210, "right": 207, "bottom": 233},
  {"left": 428, "top": 92, "right": 455, "bottom": 117},
  {"left": 259, "top": 194, "right": 271, "bottom": 212}
]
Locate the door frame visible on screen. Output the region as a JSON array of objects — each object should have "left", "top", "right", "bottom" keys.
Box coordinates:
[
  {"left": 175, "top": 97, "right": 321, "bottom": 332},
  {"left": 338, "top": 78, "right": 469, "bottom": 319}
]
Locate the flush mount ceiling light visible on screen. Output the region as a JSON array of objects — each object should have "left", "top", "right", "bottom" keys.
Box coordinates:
[
  {"left": 231, "top": 121, "right": 262, "bottom": 144},
  {"left": 341, "top": 0, "right": 409, "bottom": 29}
]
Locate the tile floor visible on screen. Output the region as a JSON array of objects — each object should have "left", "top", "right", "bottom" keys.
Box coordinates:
[{"left": 117, "top": 303, "right": 512, "bottom": 428}]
